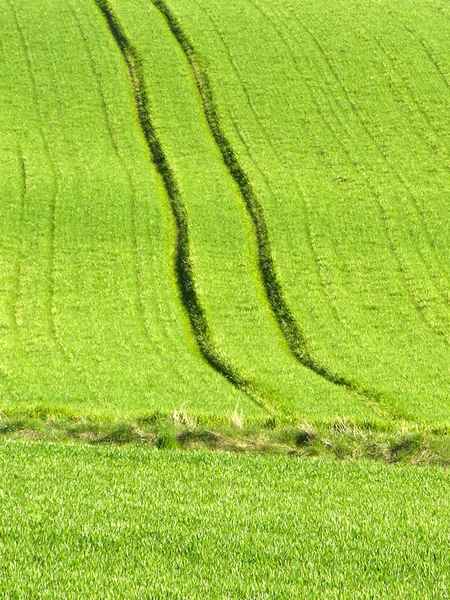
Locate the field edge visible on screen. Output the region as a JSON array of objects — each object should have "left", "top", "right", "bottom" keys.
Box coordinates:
[{"left": 0, "top": 410, "right": 449, "bottom": 466}]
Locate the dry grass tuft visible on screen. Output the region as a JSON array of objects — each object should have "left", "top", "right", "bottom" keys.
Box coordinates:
[
  {"left": 172, "top": 408, "right": 198, "bottom": 428},
  {"left": 231, "top": 403, "right": 244, "bottom": 428}
]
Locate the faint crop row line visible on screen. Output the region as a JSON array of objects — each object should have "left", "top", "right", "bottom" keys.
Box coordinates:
[
  {"left": 69, "top": 1, "right": 147, "bottom": 343},
  {"left": 74, "top": 0, "right": 209, "bottom": 396},
  {"left": 151, "top": 0, "right": 307, "bottom": 361},
  {"left": 231, "top": 0, "right": 409, "bottom": 412},
  {"left": 385, "top": 4, "right": 450, "bottom": 284},
  {"left": 362, "top": 22, "right": 450, "bottom": 311},
  {"left": 250, "top": 0, "right": 438, "bottom": 401},
  {"left": 150, "top": 0, "right": 395, "bottom": 418},
  {"left": 424, "top": 0, "right": 450, "bottom": 105},
  {"left": 196, "top": 0, "right": 374, "bottom": 358},
  {"left": 280, "top": 0, "right": 450, "bottom": 347},
  {"left": 386, "top": 5, "right": 450, "bottom": 145},
  {"left": 6, "top": 0, "right": 99, "bottom": 402},
  {"left": 12, "top": 148, "right": 26, "bottom": 333},
  {"left": 0, "top": 114, "right": 22, "bottom": 400},
  {"left": 419, "top": 35, "right": 450, "bottom": 92},
  {"left": 93, "top": 0, "right": 271, "bottom": 412},
  {"left": 68, "top": 1, "right": 187, "bottom": 397},
  {"left": 79, "top": 0, "right": 221, "bottom": 399}
]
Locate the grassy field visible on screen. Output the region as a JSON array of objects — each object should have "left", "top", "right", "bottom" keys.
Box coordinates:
[
  {"left": 1, "top": 2, "right": 450, "bottom": 594},
  {"left": 1, "top": 0, "right": 449, "bottom": 429},
  {"left": 0, "top": 441, "right": 448, "bottom": 599}
]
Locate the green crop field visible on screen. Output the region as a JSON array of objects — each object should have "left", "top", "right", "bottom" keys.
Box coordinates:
[
  {"left": 1, "top": 0, "right": 450, "bottom": 429},
  {"left": 1, "top": 1, "right": 450, "bottom": 595},
  {"left": 0, "top": 441, "right": 449, "bottom": 599}
]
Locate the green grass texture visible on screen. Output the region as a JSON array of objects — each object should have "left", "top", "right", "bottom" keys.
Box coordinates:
[
  {"left": 1, "top": 0, "right": 449, "bottom": 428},
  {"left": 0, "top": 441, "right": 449, "bottom": 599}
]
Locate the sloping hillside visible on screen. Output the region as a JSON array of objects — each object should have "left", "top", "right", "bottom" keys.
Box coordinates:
[{"left": 1, "top": 0, "right": 449, "bottom": 427}]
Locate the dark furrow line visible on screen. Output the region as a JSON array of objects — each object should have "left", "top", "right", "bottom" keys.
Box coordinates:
[
  {"left": 69, "top": 4, "right": 144, "bottom": 330},
  {"left": 12, "top": 148, "right": 26, "bottom": 331},
  {"left": 194, "top": 0, "right": 402, "bottom": 411},
  {"left": 149, "top": 0, "right": 391, "bottom": 415},
  {"left": 7, "top": 0, "right": 99, "bottom": 401},
  {"left": 71, "top": 0, "right": 192, "bottom": 394},
  {"left": 421, "top": 37, "right": 450, "bottom": 89},
  {"left": 416, "top": 31, "right": 450, "bottom": 91},
  {"left": 241, "top": 0, "right": 408, "bottom": 392},
  {"left": 386, "top": 6, "right": 450, "bottom": 97},
  {"left": 276, "top": 1, "right": 444, "bottom": 321},
  {"left": 281, "top": 0, "right": 450, "bottom": 346},
  {"left": 93, "top": 0, "right": 270, "bottom": 413},
  {"left": 370, "top": 19, "right": 439, "bottom": 136},
  {"left": 150, "top": 0, "right": 307, "bottom": 359},
  {"left": 358, "top": 8, "right": 450, "bottom": 164}
]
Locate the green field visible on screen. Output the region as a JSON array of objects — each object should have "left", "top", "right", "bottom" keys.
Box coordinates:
[
  {"left": 1, "top": 1, "right": 450, "bottom": 594},
  {"left": 1, "top": 0, "right": 450, "bottom": 429},
  {"left": 0, "top": 441, "right": 448, "bottom": 599}
]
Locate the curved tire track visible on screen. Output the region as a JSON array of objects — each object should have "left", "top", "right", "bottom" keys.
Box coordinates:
[
  {"left": 93, "top": 0, "right": 270, "bottom": 413},
  {"left": 245, "top": 0, "right": 441, "bottom": 399},
  {"left": 149, "top": 0, "right": 390, "bottom": 417},
  {"left": 195, "top": 0, "right": 413, "bottom": 407},
  {"left": 69, "top": 1, "right": 185, "bottom": 396}
]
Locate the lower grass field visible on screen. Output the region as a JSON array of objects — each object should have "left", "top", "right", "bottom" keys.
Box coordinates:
[{"left": 0, "top": 441, "right": 449, "bottom": 599}]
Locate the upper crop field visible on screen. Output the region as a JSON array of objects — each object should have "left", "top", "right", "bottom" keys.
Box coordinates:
[{"left": 0, "top": 0, "right": 449, "bottom": 428}]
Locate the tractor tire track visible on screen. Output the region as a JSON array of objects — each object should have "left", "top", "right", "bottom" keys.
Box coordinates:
[
  {"left": 149, "top": 0, "right": 392, "bottom": 417},
  {"left": 193, "top": 0, "right": 403, "bottom": 414},
  {"left": 93, "top": 0, "right": 271, "bottom": 414}
]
